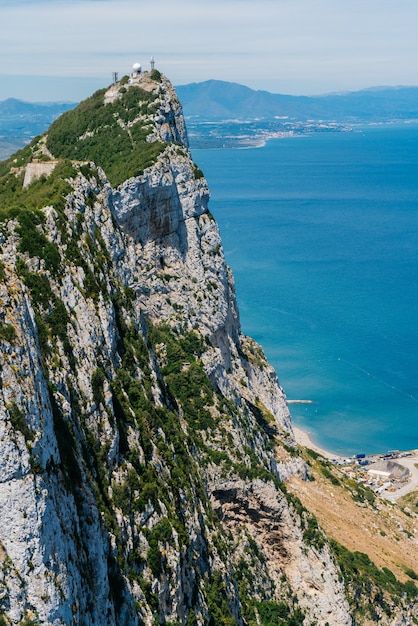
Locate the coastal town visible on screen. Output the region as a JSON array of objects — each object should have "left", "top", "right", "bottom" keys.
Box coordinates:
[
  {"left": 293, "top": 426, "right": 418, "bottom": 503},
  {"left": 333, "top": 450, "right": 418, "bottom": 502}
]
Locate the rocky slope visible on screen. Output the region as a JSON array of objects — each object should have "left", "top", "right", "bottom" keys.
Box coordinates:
[{"left": 0, "top": 70, "right": 416, "bottom": 625}]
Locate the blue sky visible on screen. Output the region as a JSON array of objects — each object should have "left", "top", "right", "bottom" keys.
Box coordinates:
[{"left": 1, "top": 0, "right": 418, "bottom": 102}]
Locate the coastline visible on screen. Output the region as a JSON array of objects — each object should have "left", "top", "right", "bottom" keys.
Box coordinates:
[
  {"left": 292, "top": 423, "right": 418, "bottom": 501},
  {"left": 292, "top": 424, "right": 343, "bottom": 460},
  {"left": 196, "top": 130, "right": 418, "bottom": 479}
]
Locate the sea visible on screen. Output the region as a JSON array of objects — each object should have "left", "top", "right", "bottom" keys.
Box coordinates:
[{"left": 192, "top": 124, "right": 418, "bottom": 457}]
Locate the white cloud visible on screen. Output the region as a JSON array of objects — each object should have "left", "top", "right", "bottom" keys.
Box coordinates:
[{"left": 1, "top": 0, "right": 418, "bottom": 99}]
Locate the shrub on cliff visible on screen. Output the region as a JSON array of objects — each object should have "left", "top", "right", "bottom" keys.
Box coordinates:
[{"left": 46, "top": 86, "right": 167, "bottom": 186}]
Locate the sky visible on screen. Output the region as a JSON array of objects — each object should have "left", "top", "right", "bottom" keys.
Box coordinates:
[{"left": 1, "top": 0, "right": 418, "bottom": 102}]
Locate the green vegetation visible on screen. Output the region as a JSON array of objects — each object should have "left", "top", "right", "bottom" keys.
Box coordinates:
[
  {"left": 91, "top": 367, "right": 106, "bottom": 406},
  {"left": 303, "top": 449, "right": 379, "bottom": 509},
  {"left": 0, "top": 79, "right": 316, "bottom": 625},
  {"left": 7, "top": 401, "right": 34, "bottom": 442},
  {"left": 351, "top": 481, "right": 376, "bottom": 506},
  {"left": 302, "top": 514, "right": 326, "bottom": 551},
  {"left": 46, "top": 86, "right": 167, "bottom": 186},
  {"left": 405, "top": 567, "right": 418, "bottom": 580},
  {"left": 397, "top": 488, "right": 418, "bottom": 517},
  {"left": 205, "top": 571, "right": 236, "bottom": 626},
  {"left": 0, "top": 161, "right": 79, "bottom": 298},
  {"left": 150, "top": 69, "right": 162, "bottom": 82},
  {"left": 234, "top": 538, "right": 306, "bottom": 626},
  {"left": 278, "top": 483, "right": 326, "bottom": 551},
  {"left": 91, "top": 318, "right": 210, "bottom": 578},
  {"left": 303, "top": 447, "right": 321, "bottom": 461},
  {"left": 146, "top": 518, "right": 173, "bottom": 577},
  {"left": 0, "top": 159, "right": 74, "bottom": 220},
  {"left": 149, "top": 324, "right": 295, "bottom": 505},
  {"left": 0, "top": 322, "right": 16, "bottom": 343},
  {"left": 331, "top": 540, "right": 418, "bottom": 620},
  {"left": 241, "top": 338, "right": 266, "bottom": 370},
  {"left": 18, "top": 616, "right": 40, "bottom": 626},
  {"left": 246, "top": 601, "right": 305, "bottom": 626},
  {"left": 149, "top": 324, "right": 214, "bottom": 432},
  {"left": 0, "top": 142, "right": 33, "bottom": 178},
  {"left": 319, "top": 463, "right": 341, "bottom": 486},
  {"left": 192, "top": 163, "right": 205, "bottom": 180},
  {"left": 17, "top": 262, "right": 74, "bottom": 365},
  {"left": 3, "top": 111, "right": 402, "bottom": 624},
  {"left": 16, "top": 210, "right": 61, "bottom": 275},
  {"left": 246, "top": 401, "right": 278, "bottom": 441}
]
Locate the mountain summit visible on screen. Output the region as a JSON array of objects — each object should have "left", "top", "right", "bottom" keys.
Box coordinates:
[
  {"left": 176, "top": 80, "right": 418, "bottom": 121},
  {"left": 0, "top": 71, "right": 416, "bottom": 625}
]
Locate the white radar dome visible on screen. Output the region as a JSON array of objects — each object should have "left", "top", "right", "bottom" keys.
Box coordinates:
[{"left": 132, "top": 63, "right": 141, "bottom": 71}]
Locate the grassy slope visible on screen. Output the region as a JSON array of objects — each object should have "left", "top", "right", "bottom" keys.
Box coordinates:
[{"left": 286, "top": 448, "right": 417, "bottom": 620}]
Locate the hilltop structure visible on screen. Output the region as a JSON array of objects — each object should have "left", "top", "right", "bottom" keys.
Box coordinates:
[{"left": 129, "top": 59, "right": 156, "bottom": 84}]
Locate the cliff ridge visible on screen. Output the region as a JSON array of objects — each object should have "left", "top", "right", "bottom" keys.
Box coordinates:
[{"left": 0, "top": 70, "right": 415, "bottom": 625}]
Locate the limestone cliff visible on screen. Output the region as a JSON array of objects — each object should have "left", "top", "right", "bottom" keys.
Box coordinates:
[{"left": 0, "top": 71, "right": 415, "bottom": 625}]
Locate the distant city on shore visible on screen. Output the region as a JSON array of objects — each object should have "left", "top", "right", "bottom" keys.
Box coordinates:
[{"left": 1, "top": 80, "right": 418, "bottom": 158}]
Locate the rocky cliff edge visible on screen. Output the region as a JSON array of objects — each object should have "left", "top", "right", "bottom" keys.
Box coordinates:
[{"left": 0, "top": 71, "right": 414, "bottom": 625}]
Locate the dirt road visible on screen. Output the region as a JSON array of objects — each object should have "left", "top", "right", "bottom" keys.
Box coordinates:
[{"left": 382, "top": 454, "right": 418, "bottom": 501}]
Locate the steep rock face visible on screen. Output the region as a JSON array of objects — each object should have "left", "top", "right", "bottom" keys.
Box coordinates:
[
  {"left": 210, "top": 477, "right": 350, "bottom": 625},
  {"left": 0, "top": 71, "right": 412, "bottom": 625}
]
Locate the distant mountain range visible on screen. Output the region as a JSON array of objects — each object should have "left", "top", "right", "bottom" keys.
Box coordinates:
[
  {"left": 1, "top": 81, "right": 418, "bottom": 158},
  {"left": 176, "top": 80, "right": 418, "bottom": 121},
  {"left": 0, "top": 97, "right": 75, "bottom": 119}
]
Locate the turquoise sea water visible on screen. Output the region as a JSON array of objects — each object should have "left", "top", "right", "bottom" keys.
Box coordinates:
[{"left": 193, "top": 125, "right": 418, "bottom": 456}]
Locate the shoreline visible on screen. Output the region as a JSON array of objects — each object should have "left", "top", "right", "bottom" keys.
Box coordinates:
[
  {"left": 292, "top": 424, "right": 418, "bottom": 501},
  {"left": 292, "top": 425, "right": 344, "bottom": 460}
]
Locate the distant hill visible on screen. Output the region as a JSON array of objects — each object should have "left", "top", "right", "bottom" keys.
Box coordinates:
[
  {"left": 0, "top": 98, "right": 76, "bottom": 159},
  {"left": 2, "top": 82, "right": 418, "bottom": 158},
  {"left": 0, "top": 97, "right": 75, "bottom": 118},
  {"left": 176, "top": 80, "right": 418, "bottom": 121}
]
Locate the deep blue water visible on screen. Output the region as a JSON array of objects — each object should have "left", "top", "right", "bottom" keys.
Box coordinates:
[{"left": 193, "top": 125, "right": 418, "bottom": 456}]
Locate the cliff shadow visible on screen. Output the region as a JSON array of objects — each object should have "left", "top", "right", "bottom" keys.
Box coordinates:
[{"left": 112, "top": 179, "right": 189, "bottom": 261}]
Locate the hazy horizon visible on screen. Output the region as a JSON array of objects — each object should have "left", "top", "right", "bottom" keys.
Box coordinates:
[
  {"left": 1, "top": 78, "right": 418, "bottom": 106},
  {"left": 1, "top": 0, "right": 418, "bottom": 102}
]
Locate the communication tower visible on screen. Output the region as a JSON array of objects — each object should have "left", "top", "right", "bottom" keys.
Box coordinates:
[
  {"left": 150, "top": 56, "right": 155, "bottom": 71},
  {"left": 112, "top": 71, "right": 118, "bottom": 85}
]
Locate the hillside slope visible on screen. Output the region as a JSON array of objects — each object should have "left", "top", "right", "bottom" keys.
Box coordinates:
[{"left": 0, "top": 71, "right": 416, "bottom": 625}]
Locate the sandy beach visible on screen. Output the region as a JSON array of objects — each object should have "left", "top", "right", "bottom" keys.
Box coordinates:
[
  {"left": 292, "top": 425, "right": 344, "bottom": 461},
  {"left": 292, "top": 424, "right": 418, "bottom": 501}
]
